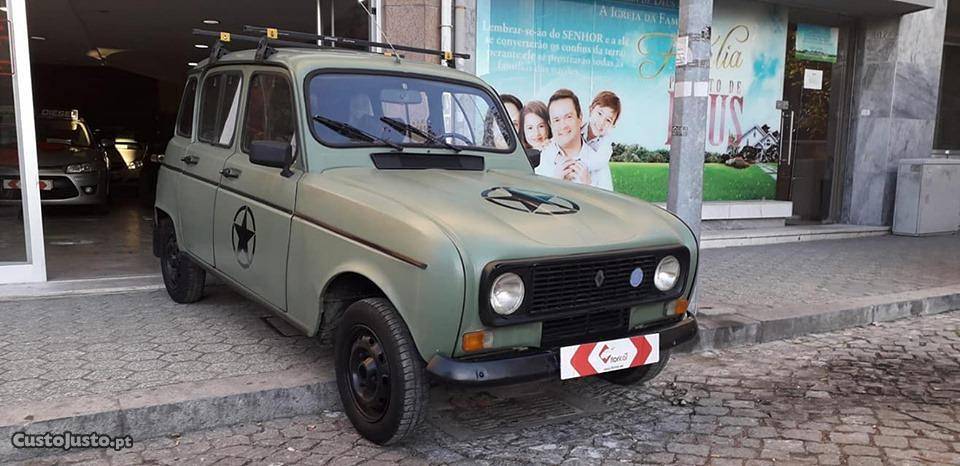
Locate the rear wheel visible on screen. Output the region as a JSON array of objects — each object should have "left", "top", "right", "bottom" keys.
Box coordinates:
[
  {"left": 600, "top": 353, "right": 671, "bottom": 386},
  {"left": 158, "top": 219, "right": 205, "bottom": 303},
  {"left": 334, "top": 298, "right": 427, "bottom": 445}
]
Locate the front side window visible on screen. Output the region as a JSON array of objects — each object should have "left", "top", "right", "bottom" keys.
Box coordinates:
[
  {"left": 198, "top": 72, "right": 243, "bottom": 147},
  {"left": 176, "top": 78, "right": 198, "bottom": 138},
  {"left": 306, "top": 73, "right": 514, "bottom": 152},
  {"left": 242, "top": 73, "right": 296, "bottom": 154}
]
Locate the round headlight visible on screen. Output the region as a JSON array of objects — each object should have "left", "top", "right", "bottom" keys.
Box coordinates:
[
  {"left": 654, "top": 256, "right": 681, "bottom": 291},
  {"left": 489, "top": 272, "right": 525, "bottom": 316}
]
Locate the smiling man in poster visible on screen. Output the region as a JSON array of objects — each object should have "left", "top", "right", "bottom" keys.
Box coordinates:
[{"left": 535, "top": 89, "right": 614, "bottom": 190}]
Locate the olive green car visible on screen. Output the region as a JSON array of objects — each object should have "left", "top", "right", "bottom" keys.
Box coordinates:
[{"left": 154, "top": 46, "right": 698, "bottom": 445}]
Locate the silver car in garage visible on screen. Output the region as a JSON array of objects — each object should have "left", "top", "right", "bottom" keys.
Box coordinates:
[{"left": 0, "top": 110, "right": 110, "bottom": 208}]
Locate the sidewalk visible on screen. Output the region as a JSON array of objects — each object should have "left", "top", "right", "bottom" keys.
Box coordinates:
[{"left": 1, "top": 234, "right": 958, "bottom": 460}]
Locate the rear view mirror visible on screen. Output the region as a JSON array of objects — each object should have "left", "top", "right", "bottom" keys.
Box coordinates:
[
  {"left": 381, "top": 89, "right": 423, "bottom": 105},
  {"left": 525, "top": 147, "right": 541, "bottom": 169},
  {"left": 250, "top": 140, "right": 294, "bottom": 177}
]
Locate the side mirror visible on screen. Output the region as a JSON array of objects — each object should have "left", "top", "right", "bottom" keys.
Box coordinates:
[
  {"left": 525, "top": 147, "right": 541, "bottom": 169},
  {"left": 249, "top": 140, "right": 294, "bottom": 177}
]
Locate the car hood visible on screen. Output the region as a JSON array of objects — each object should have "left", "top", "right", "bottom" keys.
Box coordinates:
[
  {"left": 325, "top": 167, "right": 693, "bottom": 257},
  {"left": 36, "top": 147, "right": 97, "bottom": 169}
]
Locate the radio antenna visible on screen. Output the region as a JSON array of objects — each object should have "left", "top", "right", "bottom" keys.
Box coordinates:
[{"left": 357, "top": 0, "right": 400, "bottom": 63}]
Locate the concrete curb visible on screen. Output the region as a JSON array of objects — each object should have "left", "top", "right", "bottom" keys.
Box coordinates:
[
  {"left": 0, "top": 275, "right": 163, "bottom": 302},
  {"left": 689, "top": 285, "right": 960, "bottom": 352},
  {"left": 700, "top": 225, "right": 890, "bottom": 249},
  {"left": 0, "top": 367, "right": 339, "bottom": 462}
]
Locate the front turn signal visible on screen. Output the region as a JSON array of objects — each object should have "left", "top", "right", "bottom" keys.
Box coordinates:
[{"left": 462, "top": 331, "right": 492, "bottom": 352}]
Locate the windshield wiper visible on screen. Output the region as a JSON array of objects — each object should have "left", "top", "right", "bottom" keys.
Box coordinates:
[
  {"left": 379, "top": 116, "right": 461, "bottom": 153},
  {"left": 312, "top": 115, "right": 403, "bottom": 151}
]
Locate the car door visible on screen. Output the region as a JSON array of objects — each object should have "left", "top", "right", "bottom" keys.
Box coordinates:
[
  {"left": 177, "top": 69, "right": 244, "bottom": 265},
  {"left": 213, "top": 69, "right": 302, "bottom": 309}
]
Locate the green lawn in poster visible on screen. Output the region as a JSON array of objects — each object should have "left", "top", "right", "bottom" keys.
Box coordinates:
[{"left": 611, "top": 163, "right": 777, "bottom": 202}]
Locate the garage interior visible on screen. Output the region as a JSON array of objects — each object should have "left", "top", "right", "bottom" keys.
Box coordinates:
[{"left": 0, "top": 0, "right": 369, "bottom": 280}]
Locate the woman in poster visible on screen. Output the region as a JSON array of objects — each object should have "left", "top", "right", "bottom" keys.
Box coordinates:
[
  {"left": 500, "top": 94, "right": 523, "bottom": 135},
  {"left": 519, "top": 100, "right": 551, "bottom": 151}
]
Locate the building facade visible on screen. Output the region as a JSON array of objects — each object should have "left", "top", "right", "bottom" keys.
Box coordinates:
[{"left": 381, "top": 0, "right": 950, "bottom": 227}]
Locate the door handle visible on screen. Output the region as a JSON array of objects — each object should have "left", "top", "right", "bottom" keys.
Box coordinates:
[
  {"left": 181, "top": 155, "right": 200, "bottom": 165},
  {"left": 220, "top": 167, "right": 242, "bottom": 179}
]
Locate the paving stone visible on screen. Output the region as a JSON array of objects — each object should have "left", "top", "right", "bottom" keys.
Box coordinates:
[{"left": 6, "top": 238, "right": 960, "bottom": 465}]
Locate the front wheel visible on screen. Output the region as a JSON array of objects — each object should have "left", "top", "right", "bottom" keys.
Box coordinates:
[
  {"left": 334, "top": 298, "right": 428, "bottom": 445},
  {"left": 599, "top": 352, "right": 671, "bottom": 386},
  {"left": 158, "top": 220, "right": 205, "bottom": 303}
]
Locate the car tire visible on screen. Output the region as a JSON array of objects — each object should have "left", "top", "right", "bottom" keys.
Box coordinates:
[
  {"left": 158, "top": 219, "right": 205, "bottom": 303},
  {"left": 599, "top": 352, "right": 671, "bottom": 386},
  {"left": 334, "top": 298, "right": 428, "bottom": 445}
]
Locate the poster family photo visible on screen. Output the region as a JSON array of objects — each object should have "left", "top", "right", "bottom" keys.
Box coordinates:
[{"left": 477, "top": 0, "right": 789, "bottom": 201}]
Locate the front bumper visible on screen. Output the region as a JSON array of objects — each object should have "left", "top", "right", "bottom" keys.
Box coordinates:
[
  {"left": 426, "top": 314, "right": 698, "bottom": 385},
  {"left": 0, "top": 170, "right": 108, "bottom": 205}
]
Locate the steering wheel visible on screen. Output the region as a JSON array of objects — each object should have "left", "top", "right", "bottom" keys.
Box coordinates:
[{"left": 437, "top": 132, "right": 474, "bottom": 146}]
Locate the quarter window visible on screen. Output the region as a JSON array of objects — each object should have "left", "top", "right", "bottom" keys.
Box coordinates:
[
  {"left": 175, "top": 78, "right": 198, "bottom": 138},
  {"left": 198, "top": 72, "right": 243, "bottom": 147},
  {"left": 242, "top": 73, "right": 297, "bottom": 154}
]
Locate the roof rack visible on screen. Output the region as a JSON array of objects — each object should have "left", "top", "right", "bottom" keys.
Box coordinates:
[
  {"left": 243, "top": 25, "right": 470, "bottom": 65},
  {"left": 193, "top": 26, "right": 470, "bottom": 68},
  {"left": 193, "top": 29, "right": 316, "bottom": 65}
]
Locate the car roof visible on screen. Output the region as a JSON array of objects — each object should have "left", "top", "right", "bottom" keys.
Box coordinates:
[{"left": 190, "top": 47, "right": 492, "bottom": 89}]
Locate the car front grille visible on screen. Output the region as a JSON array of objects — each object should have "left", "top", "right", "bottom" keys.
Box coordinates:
[
  {"left": 526, "top": 249, "right": 682, "bottom": 316},
  {"left": 540, "top": 307, "right": 631, "bottom": 348}
]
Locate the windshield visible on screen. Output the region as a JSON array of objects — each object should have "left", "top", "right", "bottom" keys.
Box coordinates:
[
  {"left": 307, "top": 73, "right": 515, "bottom": 152},
  {"left": 36, "top": 119, "right": 91, "bottom": 148}
]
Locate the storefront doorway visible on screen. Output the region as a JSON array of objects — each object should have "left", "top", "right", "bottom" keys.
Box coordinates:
[
  {"left": 776, "top": 17, "right": 853, "bottom": 223},
  {"left": 0, "top": 0, "right": 373, "bottom": 284}
]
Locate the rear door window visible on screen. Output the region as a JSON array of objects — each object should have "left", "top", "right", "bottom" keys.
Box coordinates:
[
  {"left": 175, "top": 77, "right": 198, "bottom": 138},
  {"left": 198, "top": 72, "right": 243, "bottom": 147},
  {"left": 241, "top": 72, "right": 297, "bottom": 155}
]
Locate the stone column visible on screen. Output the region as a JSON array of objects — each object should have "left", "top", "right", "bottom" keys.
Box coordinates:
[
  {"left": 381, "top": 0, "right": 442, "bottom": 64},
  {"left": 667, "top": 0, "right": 714, "bottom": 241},
  {"left": 841, "top": 0, "right": 948, "bottom": 225},
  {"left": 454, "top": 0, "right": 476, "bottom": 74}
]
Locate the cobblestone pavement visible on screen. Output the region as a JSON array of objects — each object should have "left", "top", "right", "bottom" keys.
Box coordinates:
[
  {"left": 698, "top": 235, "right": 960, "bottom": 311},
  {"left": 0, "top": 287, "right": 327, "bottom": 407},
  {"left": 2, "top": 235, "right": 959, "bottom": 409},
  {"left": 22, "top": 311, "right": 960, "bottom": 465}
]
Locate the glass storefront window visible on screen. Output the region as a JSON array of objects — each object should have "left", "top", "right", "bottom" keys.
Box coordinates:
[
  {"left": 0, "top": 0, "right": 47, "bottom": 283},
  {"left": 934, "top": 2, "right": 960, "bottom": 151},
  {"left": 0, "top": 1, "right": 26, "bottom": 264}
]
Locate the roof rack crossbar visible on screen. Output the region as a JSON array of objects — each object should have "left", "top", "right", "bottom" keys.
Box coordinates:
[
  {"left": 242, "top": 25, "right": 470, "bottom": 60},
  {"left": 193, "top": 29, "right": 317, "bottom": 52}
]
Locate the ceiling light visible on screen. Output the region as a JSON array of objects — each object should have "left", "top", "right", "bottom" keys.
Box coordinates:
[
  {"left": 194, "top": 44, "right": 209, "bottom": 49},
  {"left": 30, "top": 36, "right": 45, "bottom": 41},
  {"left": 202, "top": 19, "right": 219, "bottom": 25},
  {"left": 187, "top": 62, "right": 199, "bottom": 67}
]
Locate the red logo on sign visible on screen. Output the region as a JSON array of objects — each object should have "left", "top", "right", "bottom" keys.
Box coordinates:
[{"left": 598, "top": 344, "right": 612, "bottom": 363}]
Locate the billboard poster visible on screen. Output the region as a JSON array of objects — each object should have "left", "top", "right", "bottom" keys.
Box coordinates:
[
  {"left": 795, "top": 23, "right": 839, "bottom": 63},
  {"left": 476, "top": 0, "right": 788, "bottom": 201}
]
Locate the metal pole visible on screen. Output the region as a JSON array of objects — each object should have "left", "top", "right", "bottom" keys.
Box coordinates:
[{"left": 667, "top": 0, "right": 713, "bottom": 242}]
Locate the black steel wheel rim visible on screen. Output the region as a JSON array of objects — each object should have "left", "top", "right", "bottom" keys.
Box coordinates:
[
  {"left": 347, "top": 325, "right": 391, "bottom": 422},
  {"left": 162, "top": 236, "right": 180, "bottom": 287}
]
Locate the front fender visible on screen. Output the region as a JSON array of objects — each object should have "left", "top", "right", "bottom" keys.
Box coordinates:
[{"left": 285, "top": 217, "right": 467, "bottom": 361}]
